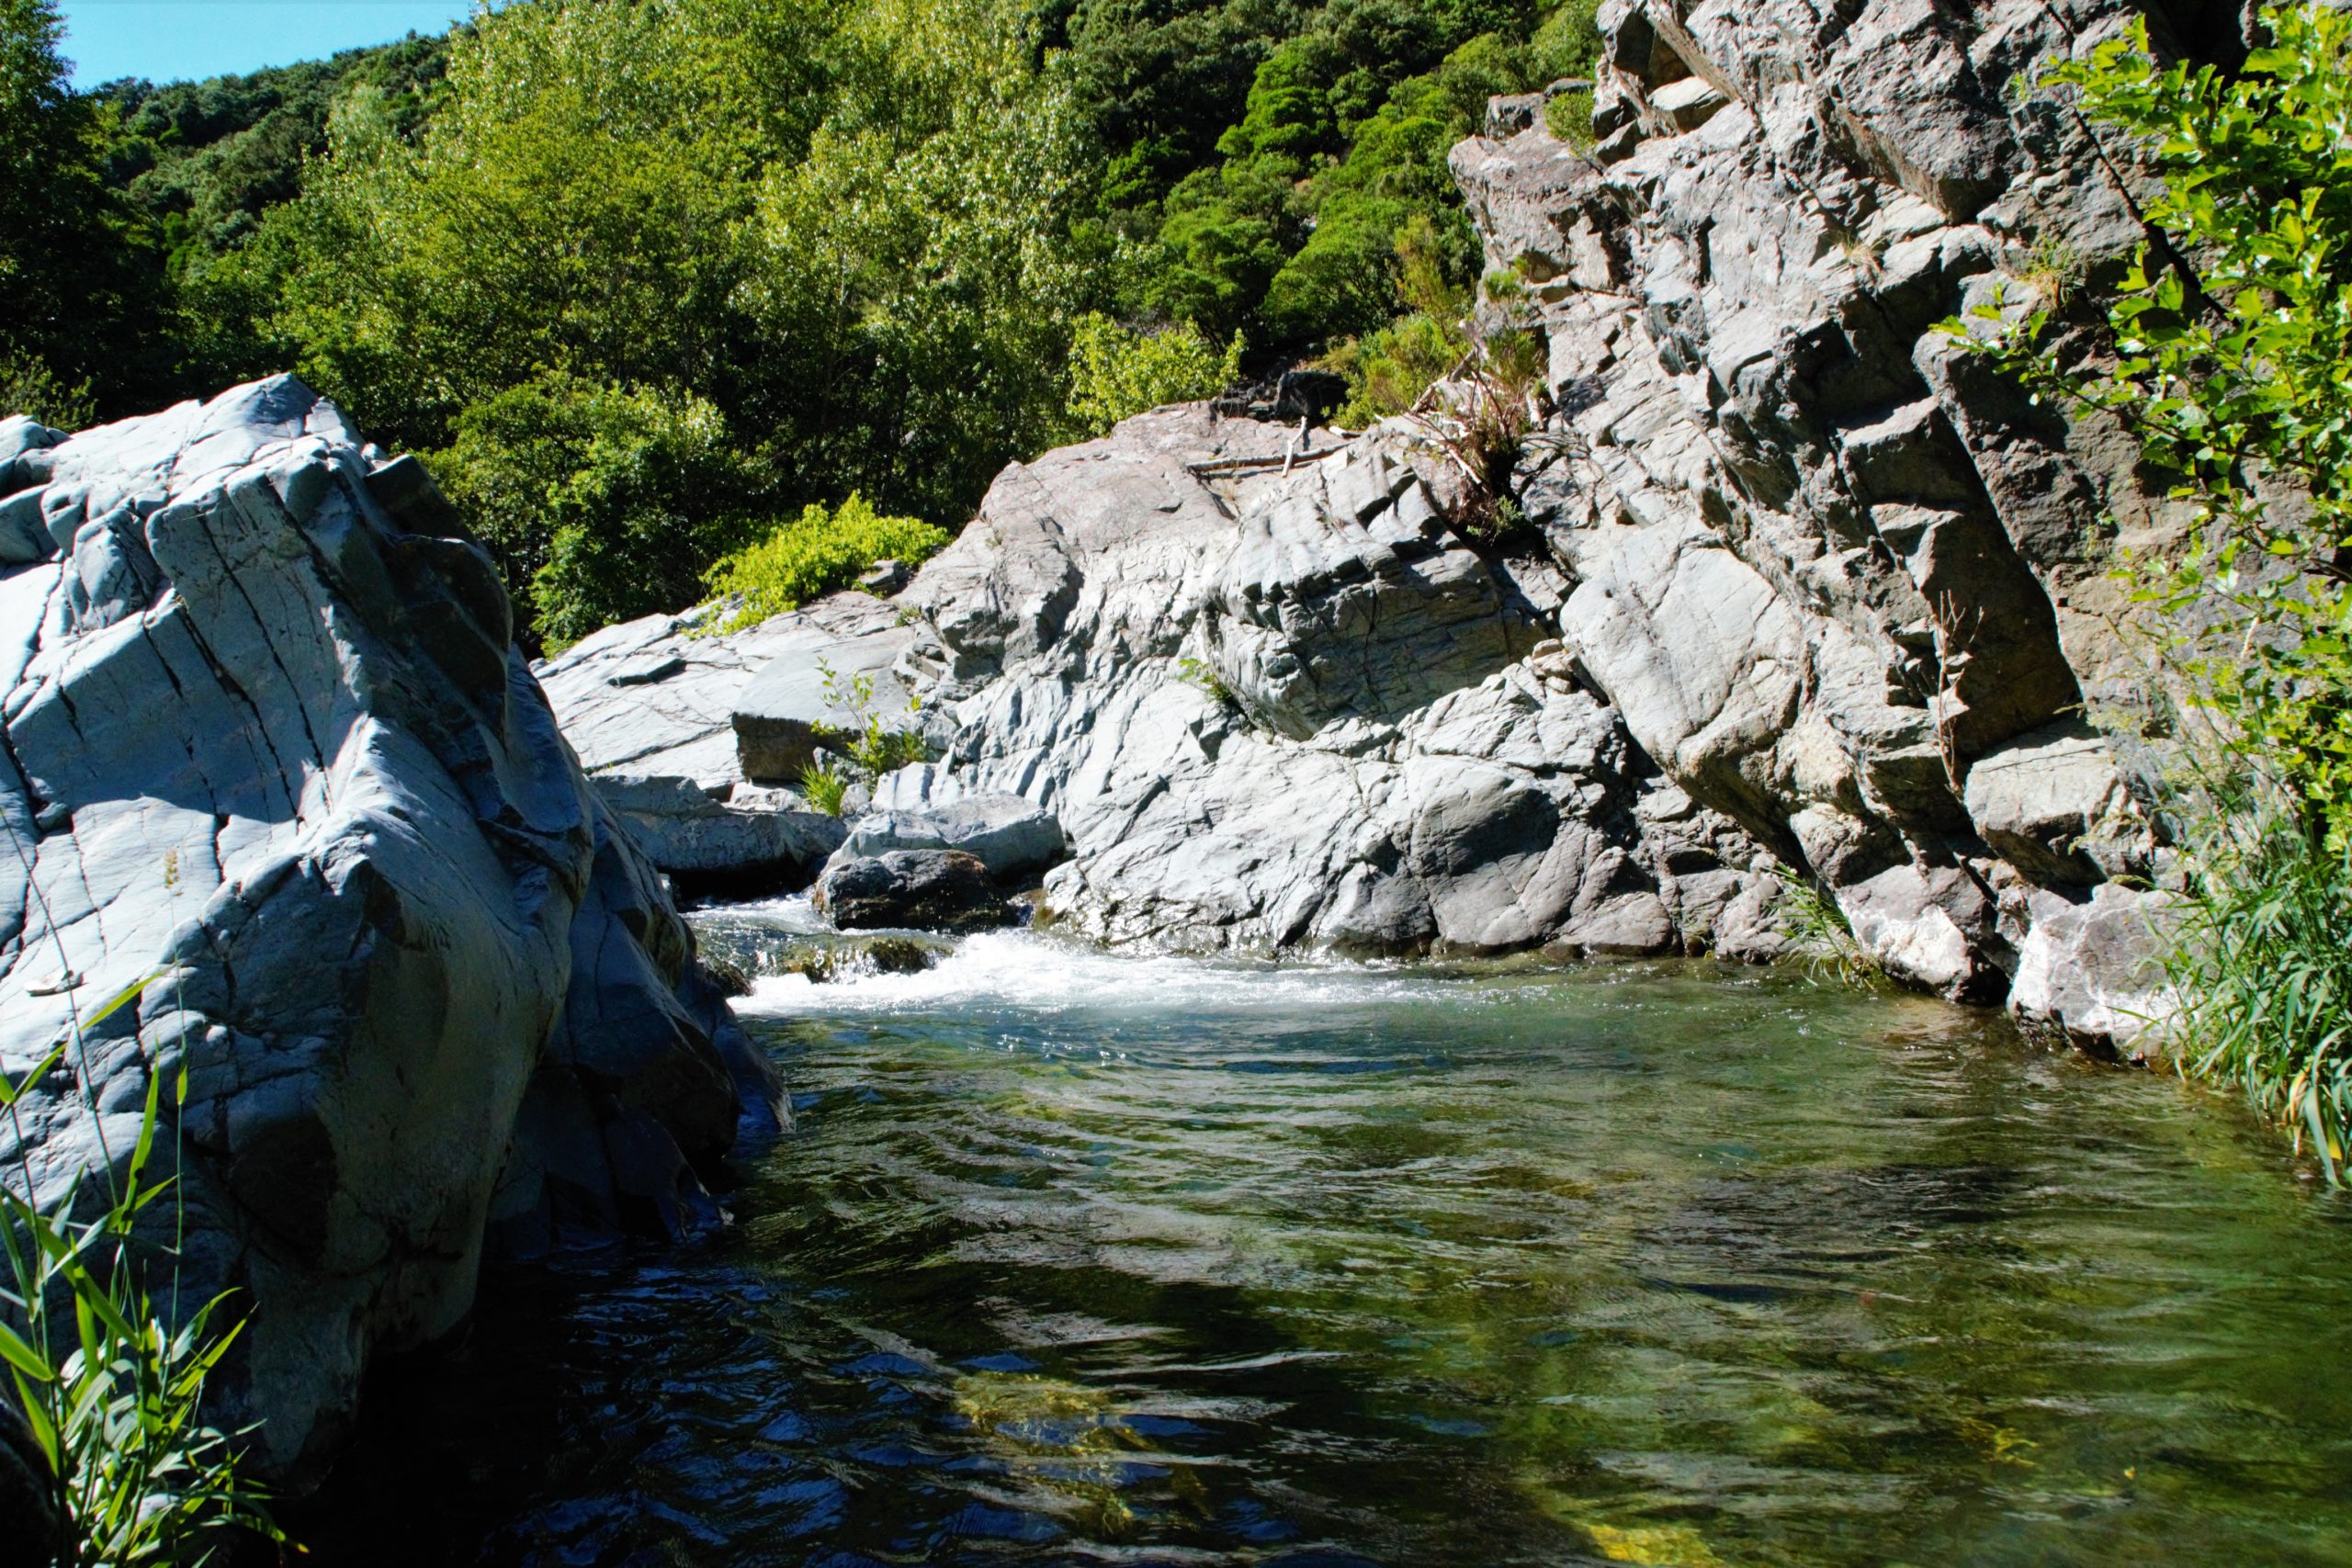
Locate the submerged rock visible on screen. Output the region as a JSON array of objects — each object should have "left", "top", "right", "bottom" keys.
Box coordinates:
[
  {"left": 776, "top": 933, "right": 944, "bottom": 982},
  {"left": 0, "top": 378, "right": 775, "bottom": 1483},
  {"left": 815, "top": 849, "right": 1015, "bottom": 933}
]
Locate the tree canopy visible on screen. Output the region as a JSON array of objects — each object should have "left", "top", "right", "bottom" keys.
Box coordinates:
[{"left": 1, "top": 0, "right": 1600, "bottom": 647}]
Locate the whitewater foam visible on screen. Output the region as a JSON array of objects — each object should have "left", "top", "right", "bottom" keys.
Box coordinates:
[{"left": 729, "top": 927, "right": 1466, "bottom": 1019}]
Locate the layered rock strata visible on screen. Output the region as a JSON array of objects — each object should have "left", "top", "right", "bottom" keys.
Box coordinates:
[
  {"left": 1434, "top": 0, "right": 2209, "bottom": 1033},
  {"left": 882, "top": 406, "right": 1786, "bottom": 959},
  {"left": 0, "top": 380, "right": 775, "bottom": 1483},
  {"left": 532, "top": 601, "right": 885, "bottom": 897}
]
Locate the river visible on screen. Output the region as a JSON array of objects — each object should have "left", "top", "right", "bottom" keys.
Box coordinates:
[{"left": 304, "top": 903, "right": 2352, "bottom": 1566}]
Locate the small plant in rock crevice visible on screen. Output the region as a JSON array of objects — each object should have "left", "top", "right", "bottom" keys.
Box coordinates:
[
  {"left": 1174, "top": 656, "right": 1236, "bottom": 709},
  {"left": 799, "top": 659, "right": 931, "bottom": 816},
  {"left": 797, "top": 756, "right": 852, "bottom": 818},
  {"left": 1770, "top": 873, "right": 1881, "bottom": 990}
]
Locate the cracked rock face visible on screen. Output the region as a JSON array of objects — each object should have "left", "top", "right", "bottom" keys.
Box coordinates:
[
  {"left": 0, "top": 379, "right": 775, "bottom": 1484},
  {"left": 1442, "top": 0, "right": 2219, "bottom": 1026},
  {"left": 875, "top": 406, "right": 1776, "bottom": 959}
]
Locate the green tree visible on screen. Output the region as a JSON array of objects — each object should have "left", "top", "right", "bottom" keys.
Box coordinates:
[
  {"left": 250, "top": 0, "right": 1106, "bottom": 648},
  {"left": 1068, "top": 311, "right": 1243, "bottom": 434},
  {"left": 431, "top": 375, "right": 766, "bottom": 651},
  {"left": 0, "top": 0, "right": 162, "bottom": 423},
  {"left": 740, "top": 0, "right": 1114, "bottom": 530}
]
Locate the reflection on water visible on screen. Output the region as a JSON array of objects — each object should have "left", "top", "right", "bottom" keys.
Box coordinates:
[{"left": 307, "top": 913, "right": 2352, "bottom": 1566}]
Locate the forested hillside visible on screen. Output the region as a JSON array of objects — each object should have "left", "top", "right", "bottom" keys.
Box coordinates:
[{"left": 1, "top": 0, "right": 1595, "bottom": 648}]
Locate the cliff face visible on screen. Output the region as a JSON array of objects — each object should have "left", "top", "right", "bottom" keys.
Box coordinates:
[
  {"left": 1442, "top": 0, "right": 2232, "bottom": 1025},
  {"left": 540, "top": 2, "right": 2226, "bottom": 1049},
  {"left": 0, "top": 380, "right": 777, "bottom": 1483}
]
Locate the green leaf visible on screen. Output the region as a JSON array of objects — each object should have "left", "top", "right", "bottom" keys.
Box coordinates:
[
  {"left": 0, "top": 1318, "right": 55, "bottom": 1383},
  {"left": 10, "top": 1371, "right": 58, "bottom": 1471},
  {"left": 0, "top": 1044, "right": 64, "bottom": 1111},
  {"left": 82, "top": 973, "right": 153, "bottom": 1032}
]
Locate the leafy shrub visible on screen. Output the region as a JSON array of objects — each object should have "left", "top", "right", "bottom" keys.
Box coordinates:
[
  {"left": 432, "top": 373, "right": 763, "bottom": 650},
  {"left": 1769, "top": 873, "right": 1879, "bottom": 989},
  {"left": 0, "top": 347, "right": 94, "bottom": 431},
  {"left": 1320, "top": 216, "right": 1471, "bottom": 423},
  {"left": 1068, "top": 312, "right": 1243, "bottom": 435},
  {"left": 818, "top": 660, "right": 931, "bottom": 778},
  {"left": 1, "top": 977, "right": 284, "bottom": 1566},
  {"left": 1527, "top": 0, "right": 1601, "bottom": 83},
  {"left": 1542, "top": 86, "right": 1592, "bottom": 146},
  {"left": 1321, "top": 219, "right": 1544, "bottom": 538},
  {"left": 1953, "top": 5, "right": 2352, "bottom": 1174},
  {"left": 703, "top": 494, "right": 948, "bottom": 637},
  {"left": 797, "top": 756, "right": 851, "bottom": 818},
  {"left": 794, "top": 659, "right": 931, "bottom": 815}
]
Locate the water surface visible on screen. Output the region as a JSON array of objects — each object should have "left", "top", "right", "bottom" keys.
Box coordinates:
[{"left": 311, "top": 911, "right": 2352, "bottom": 1566}]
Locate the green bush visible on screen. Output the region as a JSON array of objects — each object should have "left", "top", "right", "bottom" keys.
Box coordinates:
[
  {"left": 797, "top": 756, "right": 852, "bottom": 818},
  {"left": 1068, "top": 311, "right": 1243, "bottom": 435},
  {"left": 1527, "top": 0, "right": 1600, "bottom": 83},
  {"left": 702, "top": 494, "right": 949, "bottom": 636},
  {"left": 1319, "top": 216, "right": 1471, "bottom": 423},
  {"left": 0, "top": 346, "right": 94, "bottom": 430},
  {"left": 428, "top": 374, "right": 762, "bottom": 651},
  {"left": 1955, "top": 5, "right": 2352, "bottom": 1175}
]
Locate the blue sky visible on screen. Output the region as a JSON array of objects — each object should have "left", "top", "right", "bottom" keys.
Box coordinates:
[{"left": 59, "top": 2, "right": 477, "bottom": 86}]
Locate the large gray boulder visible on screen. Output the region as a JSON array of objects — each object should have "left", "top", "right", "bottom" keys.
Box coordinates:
[
  {"left": 813, "top": 849, "right": 1014, "bottom": 934},
  {"left": 0, "top": 378, "right": 775, "bottom": 1485},
  {"left": 606, "top": 404, "right": 1775, "bottom": 961},
  {"left": 2007, "top": 883, "right": 2178, "bottom": 1060},
  {"left": 585, "top": 773, "right": 844, "bottom": 900},
  {"left": 533, "top": 603, "right": 857, "bottom": 894},
  {"left": 833, "top": 766, "right": 1064, "bottom": 879}
]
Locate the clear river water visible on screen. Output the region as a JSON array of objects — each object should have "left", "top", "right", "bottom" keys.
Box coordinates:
[{"left": 306, "top": 902, "right": 2352, "bottom": 1567}]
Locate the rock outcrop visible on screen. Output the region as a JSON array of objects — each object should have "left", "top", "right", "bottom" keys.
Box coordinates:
[
  {"left": 0, "top": 380, "right": 775, "bottom": 1484},
  {"left": 538, "top": 0, "right": 2229, "bottom": 1054},
  {"left": 532, "top": 601, "right": 878, "bottom": 897},
  {"left": 1431, "top": 0, "right": 2214, "bottom": 1033},
  {"left": 886, "top": 406, "right": 1780, "bottom": 958}
]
